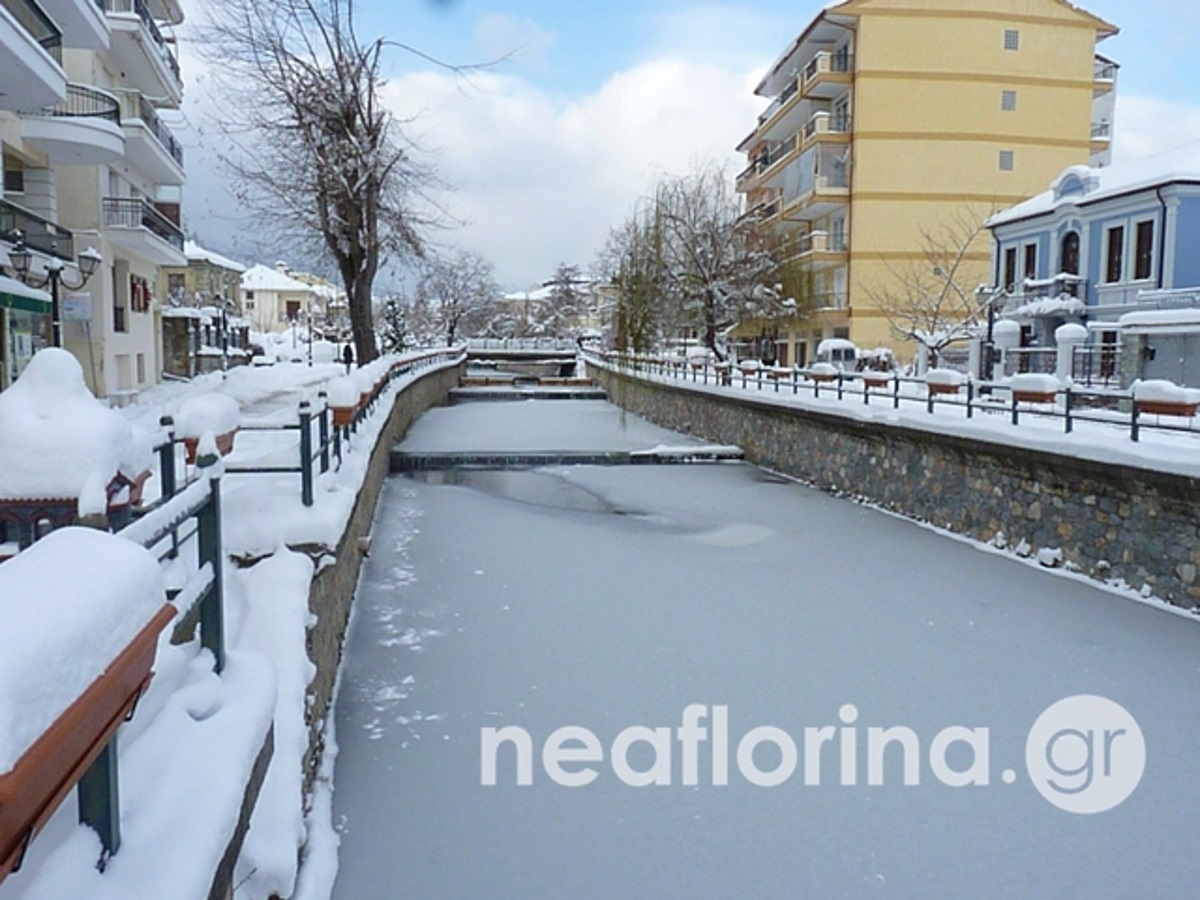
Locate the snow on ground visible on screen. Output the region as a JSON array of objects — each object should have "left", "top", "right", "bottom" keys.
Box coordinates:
[
  {"left": 0, "top": 350, "right": 461, "bottom": 900},
  {"left": 332, "top": 401, "right": 1200, "bottom": 897}
]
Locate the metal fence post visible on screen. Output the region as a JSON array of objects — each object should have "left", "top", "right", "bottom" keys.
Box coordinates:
[
  {"left": 966, "top": 381, "right": 974, "bottom": 419},
  {"left": 893, "top": 377, "right": 900, "bottom": 409},
  {"left": 196, "top": 453, "right": 226, "bottom": 673},
  {"left": 318, "top": 391, "right": 330, "bottom": 474},
  {"left": 837, "top": 372, "right": 844, "bottom": 401},
  {"left": 158, "top": 415, "right": 179, "bottom": 559},
  {"left": 1131, "top": 402, "right": 1140, "bottom": 442},
  {"left": 78, "top": 738, "right": 120, "bottom": 866},
  {"left": 1011, "top": 395, "right": 1019, "bottom": 426},
  {"left": 1064, "top": 388, "right": 1074, "bottom": 434},
  {"left": 300, "top": 401, "right": 314, "bottom": 507}
]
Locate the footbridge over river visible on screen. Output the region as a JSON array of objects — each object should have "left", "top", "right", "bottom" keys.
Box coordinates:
[{"left": 328, "top": 379, "right": 1200, "bottom": 898}]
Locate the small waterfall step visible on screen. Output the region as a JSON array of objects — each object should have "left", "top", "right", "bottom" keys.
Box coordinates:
[{"left": 390, "top": 445, "right": 745, "bottom": 472}]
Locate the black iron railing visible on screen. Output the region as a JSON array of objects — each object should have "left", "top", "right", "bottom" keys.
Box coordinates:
[
  {"left": 101, "top": 0, "right": 180, "bottom": 82},
  {"left": 0, "top": 198, "right": 74, "bottom": 260},
  {"left": 24, "top": 82, "right": 121, "bottom": 122},
  {"left": 102, "top": 197, "right": 184, "bottom": 250},
  {"left": 113, "top": 89, "right": 184, "bottom": 165}
]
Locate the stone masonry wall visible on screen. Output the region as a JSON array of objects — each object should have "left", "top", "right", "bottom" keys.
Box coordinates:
[
  {"left": 301, "top": 361, "right": 463, "bottom": 792},
  {"left": 594, "top": 364, "right": 1200, "bottom": 609}
]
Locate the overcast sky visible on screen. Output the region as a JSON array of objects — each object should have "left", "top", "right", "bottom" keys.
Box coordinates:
[{"left": 172, "top": 0, "right": 1200, "bottom": 291}]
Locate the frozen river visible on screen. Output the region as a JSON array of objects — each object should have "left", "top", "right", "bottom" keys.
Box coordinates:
[{"left": 331, "top": 399, "right": 1200, "bottom": 898}]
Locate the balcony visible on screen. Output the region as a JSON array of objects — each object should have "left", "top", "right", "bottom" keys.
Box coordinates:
[
  {"left": 102, "top": 197, "right": 185, "bottom": 265},
  {"left": 790, "top": 230, "right": 849, "bottom": 268},
  {"left": 782, "top": 172, "right": 850, "bottom": 223},
  {"left": 20, "top": 83, "right": 124, "bottom": 165},
  {"left": 112, "top": 89, "right": 185, "bottom": 183},
  {"left": 0, "top": 0, "right": 66, "bottom": 112},
  {"left": 800, "top": 111, "right": 852, "bottom": 151},
  {"left": 801, "top": 51, "right": 854, "bottom": 100},
  {"left": 102, "top": 0, "right": 182, "bottom": 104},
  {"left": 1091, "top": 120, "right": 1112, "bottom": 144},
  {"left": 0, "top": 198, "right": 75, "bottom": 261},
  {"left": 737, "top": 135, "right": 798, "bottom": 192},
  {"left": 38, "top": 0, "right": 109, "bottom": 50},
  {"left": 1094, "top": 57, "right": 1117, "bottom": 94}
]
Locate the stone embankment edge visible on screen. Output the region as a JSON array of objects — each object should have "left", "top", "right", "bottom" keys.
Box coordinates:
[{"left": 590, "top": 360, "right": 1200, "bottom": 610}]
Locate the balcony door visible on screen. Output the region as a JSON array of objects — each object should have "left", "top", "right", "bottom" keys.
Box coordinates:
[{"left": 1061, "top": 230, "right": 1080, "bottom": 297}]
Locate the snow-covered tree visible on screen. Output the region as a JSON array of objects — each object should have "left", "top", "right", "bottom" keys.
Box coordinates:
[
  {"left": 539, "top": 264, "right": 588, "bottom": 337},
  {"left": 412, "top": 250, "right": 500, "bottom": 346},
  {"left": 656, "top": 165, "right": 786, "bottom": 360},
  {"left": 861, "top": 212, "right": 991, "bottom": 365},
  {"left": 598, "top": 199, "right": 667, "bottom": 353},
  {"left": 202, "top": 0, "right": 443, "bottom": 366},
  {"left": 377, "top": 294, "right": 410, "bottom": 353}
]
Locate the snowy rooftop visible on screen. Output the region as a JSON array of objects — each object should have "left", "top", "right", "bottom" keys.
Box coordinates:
[
  {"left": 989, "top": 140, "right": 1200, "bottom": 227},
  {"left": 184, "top": 241, "right": 246, "bottom": 274},
  {"left": 240, "top": 264, "right": 319, "bottom": 294}
]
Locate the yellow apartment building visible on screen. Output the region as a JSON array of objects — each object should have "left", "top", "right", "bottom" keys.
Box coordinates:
[{"left": 734, "top": 0, "right": 1118, "bottom": 366}]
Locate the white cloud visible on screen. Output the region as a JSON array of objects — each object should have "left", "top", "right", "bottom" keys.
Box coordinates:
[
  {"left": 1113, "top": 94, "right": 1200, "bottom": 163},
  {"left": 384, "top": 60, "right": 762, "bottom": 287}
]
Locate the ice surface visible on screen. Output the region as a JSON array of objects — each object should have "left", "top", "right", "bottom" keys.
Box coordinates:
[{"left": 331, "top": 401, "right": 1200, "bottom": 898}]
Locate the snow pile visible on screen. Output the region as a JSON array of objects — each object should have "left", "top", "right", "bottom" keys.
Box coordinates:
[
  {"left": 0, "top": 349, "right": 139, "bottom": 500},
  {"left": 175, "top": 393, "right": 241, "bottom": 439},
  {"left": 1132, "top": 380, "right": 1200, "bottom": 404},
  {"left": 1011, "top": 296, "right": 1085, "bottom": 318},
  {"left": 0, "top": 527, "right": 165, "bottom": 772},
  {"left": 1010, "top": 374, "right": 1063, "bottom": 394},
  {"left": 1120, "top": 308, "right": 1200, "bottom": 331},
  {"left": 925, "top": 368, "right": 967, "bottom": 387},
  {"left": 324, "top": 376, "right": 360, "bottom": 409}
]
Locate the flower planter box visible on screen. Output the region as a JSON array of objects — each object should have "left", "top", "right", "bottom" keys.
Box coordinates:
[
  {"left": 0, "top": 604, "right": 175, "bottom": 880},
  {"left": 182, "top": 428, "right": 237, "bottom": 465},
  {"left": 1136, "top": 399, "right": 1199, "bottom": 417},
  {"left": 330, "top": 405, "right": 359, "bottom": 428},
  {"left": 811, "top": 372, "right": 838, "bottom": 384},
  {"left": 1013, "top": 389, "right": 1058, "bottom": 405},
  {"left": 862, "top": 374, "right": 892, "bottom": 389},
  {"left": 927, "top": 382, "right": 962, "bottom": 396}
]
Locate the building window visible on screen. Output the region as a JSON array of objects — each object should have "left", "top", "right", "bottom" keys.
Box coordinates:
[
  {"left": 1061, "top": 231, "right": 1080, "bottom": 276},
  {"left": 1023, "top": 243, "right": 1037, "bottom": 281},
  {"left": 1003, "top": 246, "right": 1017, "bottom": 292},
  {"left": 999, "top": 150, "right": 1014, "bottom": 171},
  {"left": 1001, "top": 90, "right": 1017, "bottom": 111},
  {"left": 1104, "top": 225, "right": 1125, "bottom": 283},
  {"left": 1004, "top": 29, "right": 1020, "bottom": 51},
  {"left": 1134, "top": 220, "right": 1155, "bottom": 280},
  {"left": 3, "top": 165, "right": 24, "bottom": 194},
  {"left": 245, "top": 300, "right": 255, "bottom": 310}
]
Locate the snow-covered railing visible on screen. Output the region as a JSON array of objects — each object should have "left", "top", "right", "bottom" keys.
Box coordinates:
[{"left": 589, "top": 351, "right": 1200, "bottom": 444}]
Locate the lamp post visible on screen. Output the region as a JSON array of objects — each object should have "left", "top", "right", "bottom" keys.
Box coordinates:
[{"left": 8, "top": 232, "right": 102, "bottom": 348}]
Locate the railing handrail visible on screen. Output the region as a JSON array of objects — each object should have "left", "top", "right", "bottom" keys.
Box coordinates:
[
  {"left": 23, "top": 82, "right": 121, "bottom": 122},
  {"left": 101, "top": 0, "right": 181, "bottom": 81},
  {"left": 0, "top": 198, "right": 75, "bottom": 260},
  {"left": 111, "top": 88, "right": 184, "bottom": 166},
  {"left": 102, "top": 196, "right": 184, "bottom": 250},
  {"left": 1, "top": 0, "right": 62, "bottom": 63}
]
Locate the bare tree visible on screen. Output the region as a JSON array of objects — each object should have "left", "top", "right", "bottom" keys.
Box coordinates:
[
  {"left": 412, "top": 250, "right": 500, "bottom": 346},
  {"left": 201, "top": 0, "right": 444, "bottom": 365},
  {"left": 598, "top": 200, "right": 666, "bottom": 353},
  {"left": 656, "top": 165, "right": 783, "bottom": 360},
  {"left": 862, "top": 212, "right": 991, "bottom": 365}
]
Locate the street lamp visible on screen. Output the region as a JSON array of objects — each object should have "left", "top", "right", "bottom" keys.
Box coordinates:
[{"left": 9, "top": 232, "right": 102, "bottom": 348}]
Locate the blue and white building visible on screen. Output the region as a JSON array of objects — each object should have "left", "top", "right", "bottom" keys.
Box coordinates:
[{"left": 986, "top": 143, "right": 1200, "bottom": 386}]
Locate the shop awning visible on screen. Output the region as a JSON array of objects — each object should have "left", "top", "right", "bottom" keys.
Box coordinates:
[{"left": 0, "top": 275, "right": 51, "bottom": 315}]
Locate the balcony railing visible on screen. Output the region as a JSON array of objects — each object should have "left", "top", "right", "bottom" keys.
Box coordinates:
[
  {"left": 1091, "top": 120, "right": 1112, "bottom": 141},
  {"left": 101, "top": 0, "right": 181, "bottom": 81},
  {"left": 22, "top": 82, "right": 121, "bottom": 122},
  {"left": 803, "top": 51, "right": 854, "bottom": 86},
  {"left": 102, "top": 197, "right": 184, "bottom": 250},
  {"left": 1094, "top": 58, "right": 1117, "bottom": 82},
  {"left": 112, "top": 89, "right": 184, "bottom": 166},
  {"left": 803, "top": 111, "right": 851, "bottom": 142},
  {"left": 2, "top": 0, "right": 62, "bottom": 63},
  {"left": 0, "top": 198, "right": 74, "bottom": 259}
]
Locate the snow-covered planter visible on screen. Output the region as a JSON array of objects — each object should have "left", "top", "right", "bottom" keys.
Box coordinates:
[
  {"left": 0, "top": 529, "right": 174, "bottom": 880},
  {"left": 925, "top": 368, "right": 967, "bottom": 395},
  {"left": 809, "top": 362, "right": 839, "bottom": 383},
  {"left": 1132, "top": 380, "right": 1200, "bottom": 417},
  {"left": 176, "top": 393, "right": 241, "bottom": 463},
  {"left": 737, "top": 358, "right": 762, "bottom": 375},
  {"left": 1010, "top": 373, "right": 1063, "bottom": 405},
  {"left": 861, "top": 371, "right": 893, "bottom": 389},
  {"left": 767, "top": 365, "right": 792, "bottom": 380},
  {"left": 325, "top": 375, "right": 361, "bottom": 427}
]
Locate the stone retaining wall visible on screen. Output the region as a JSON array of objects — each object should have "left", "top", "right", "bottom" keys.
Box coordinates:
[
  {"left": 593, "top": 362, "right": 1200, "bottom": 609},
  {"left": 302, "top": 361, "right": 463, "bottom": 791}
]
